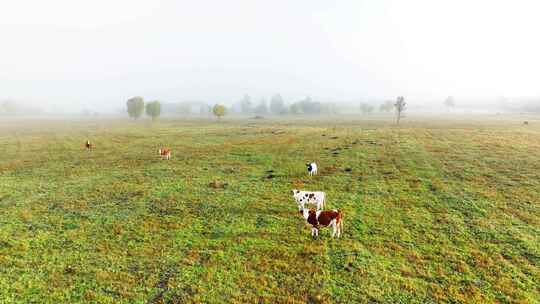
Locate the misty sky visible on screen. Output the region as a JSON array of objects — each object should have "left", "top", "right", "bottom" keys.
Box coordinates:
[{"left": 1, "top": 0, "right": 539, "bottom": 111}]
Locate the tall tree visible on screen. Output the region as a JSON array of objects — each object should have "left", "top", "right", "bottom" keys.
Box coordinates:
[
  {"left": 379, "top": 100, "right": 394, "bottom": 112},
  {"left": 126, "top": 96, "right": 145, "bottom": 119},
  {"left": 145, "top": 100, "right": 161, "bottom": 121},
  {"left": 321, "top": 102, "right": 338, "bottom": 115},
  {"left": 176, "top": 102, "right": 192, "bottom": 115},
  {"left": 270, "top": 94, "right": 286, "bottom": 115},
  {"left": 0, "top": 100, "right": 18, "bottom": 114},
  {"left": 296, "top": 97, "right": 321, "bottom": 114},
  {"left": 360, "top": 103, "right": 374, "bottom": 115},
  {"left": 254, "top": 98, "right": 269, "bottom": 115},
  {"left": 289, "top": 103, "right": 302, "bottom": 115},
  {"left": 394, "top": 96, "right": 406, "bottom": 125},
  {"left": 213, "top": 104, "right": 227, "bottom": 120},
  {"left": 240, "top": 95, "right": 252, "bottom": 114},
  {"left": 444, "top": 96, "right": 455, "bottom": 111}
]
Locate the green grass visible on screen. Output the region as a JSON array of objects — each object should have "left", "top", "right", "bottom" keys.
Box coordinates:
[{"left": 0, "top": 116, "right": 539, "bottom": 303}]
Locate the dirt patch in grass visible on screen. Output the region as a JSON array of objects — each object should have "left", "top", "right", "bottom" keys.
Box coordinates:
[{"left": 208, "top": 181, "right": 229, "bottom": 189}]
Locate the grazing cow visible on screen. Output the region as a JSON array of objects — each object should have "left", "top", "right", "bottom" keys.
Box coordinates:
[
  {"left": 85, "top": 140, "right": 92, "bottom": 150},
  {"left": 158, "top": 148, "right": 171, "bottom": 160},
  {"left": 292, "top": 189, "right": 325, "bottom": 211},
  {"left": 301, "top": 208, "right": 343, "bottom": 238},
  {"left": 306, "top": 162, "right": 318, "bottom": 176}
]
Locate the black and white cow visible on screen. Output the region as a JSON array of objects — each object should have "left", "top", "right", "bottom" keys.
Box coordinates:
[
  {"left": 292, "top": 189, "right": 326, "bottom": 211},
  {"left": 306, "top": 162, "right": 318, "bottom": 176}
]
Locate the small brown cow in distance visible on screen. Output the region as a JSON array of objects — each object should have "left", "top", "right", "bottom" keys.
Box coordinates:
[
  {"left": 85, "top": 140, "right": 93, "bottom": 151},
  {"left": 158, "top": 148, "right": 171, "bottom": 160},
  {"left": 301, "top": 208, "right": 343, "bottom": 238}
]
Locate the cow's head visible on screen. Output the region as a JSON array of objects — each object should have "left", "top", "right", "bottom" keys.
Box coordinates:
[
  {"left": 300, "top": 208, "right": 310, "bottom": 220},
  {"left": 292, "top": 189, "right": 304, "bottom": 202}
]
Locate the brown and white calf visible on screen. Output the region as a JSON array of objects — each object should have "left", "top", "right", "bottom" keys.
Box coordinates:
[
  {"left": 292, "top": 189, "right": 325, "bottom": 211},
  {"left": 85, "top": 140, "right": 93, "bottom": 150},
  {"left": 158, "top": 148, "right": 171, "bottom": 160},
  {"left": 301, "top": 208, "right": 343, "bottom": 238}
]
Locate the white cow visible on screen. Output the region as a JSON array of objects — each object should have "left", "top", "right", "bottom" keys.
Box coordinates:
[{"left": 292, "top": 189, "right": 326, "bottom": 211}]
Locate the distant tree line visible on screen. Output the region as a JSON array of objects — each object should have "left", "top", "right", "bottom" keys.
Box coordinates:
[
  {"left": 230, "top": 95, "right": 338, "bottom": 116},
  {"left": 124, "top": 94, "right": 415, "bottom": 120},
  {"left": 0, "top": 100, "right": 42, "bottom": 115},
  {"left": 128, "top": 93, "right": 540, "bottom": 124},
  {"left": 498, "top": 97, "right": 540, "bottom": 113}
]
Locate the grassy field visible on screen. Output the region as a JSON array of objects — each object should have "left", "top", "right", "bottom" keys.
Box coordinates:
[{"left": 0, "top": 116, "right": 539, "bottom": 303}]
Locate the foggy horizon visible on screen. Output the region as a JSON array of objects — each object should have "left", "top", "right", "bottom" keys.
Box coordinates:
[{"left": 2, "top": 0, "right": 540, "bottom": 112}]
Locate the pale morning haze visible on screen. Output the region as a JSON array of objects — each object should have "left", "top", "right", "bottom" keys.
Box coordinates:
[
  {"left": 1, "top": 0, "right": 539, "bottom": 111},
  {"left": 1, "top": 1, "right": 539, "bottom": 303}
]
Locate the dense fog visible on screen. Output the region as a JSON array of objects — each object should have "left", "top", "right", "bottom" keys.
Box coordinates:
[{"left": 1, "top": 0, "right": 539, "bottom": 115}]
